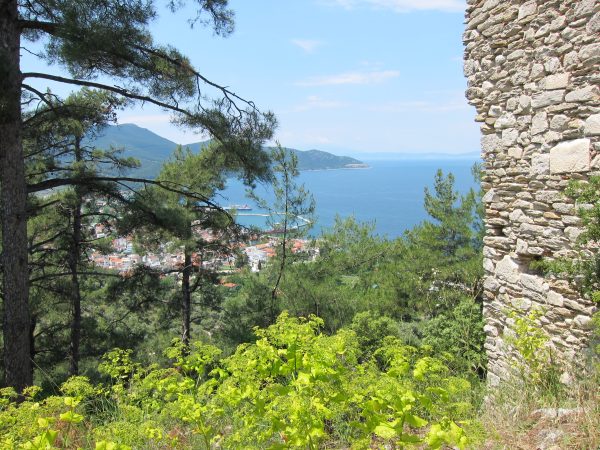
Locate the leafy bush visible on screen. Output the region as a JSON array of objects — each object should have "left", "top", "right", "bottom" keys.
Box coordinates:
[{"left": 0, "top": 313, "right": 473, "bottom": 449}]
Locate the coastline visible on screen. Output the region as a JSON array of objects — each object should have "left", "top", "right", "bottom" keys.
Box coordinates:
[{"left": 300, "top": 164, "right": 370, "bottom": 172}]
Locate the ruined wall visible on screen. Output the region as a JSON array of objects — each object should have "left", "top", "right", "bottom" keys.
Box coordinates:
[{"left": 463, "top": 0, "right": 599, "bottom": 385}]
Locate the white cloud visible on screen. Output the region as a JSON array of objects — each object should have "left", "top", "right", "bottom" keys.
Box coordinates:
[
  {"left": 292, "top": 39, "right": 323, "bottom": 53},
  {"left": 326, "top": 0, "right": 465, "bottom": 13},
  {"left": 293, "top": 95, "right": 347, "bottom": 111},
  {"left": 296, "top": 70, "right": 400, "bottom": 86}
]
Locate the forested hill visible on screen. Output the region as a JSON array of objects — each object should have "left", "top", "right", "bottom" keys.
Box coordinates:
[{"left": 88, "top": 124, "right": 367, "bottom": 178}]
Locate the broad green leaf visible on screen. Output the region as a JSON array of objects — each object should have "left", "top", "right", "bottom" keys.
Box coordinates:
[
  {"left": 374, "top": 424, "right": 397, "bottom": 439},
  {"left": 405, "top": 413, "right": 428, "bottom": 428}
]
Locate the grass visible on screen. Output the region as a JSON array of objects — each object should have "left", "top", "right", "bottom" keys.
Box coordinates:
[{"left": 477, "top": 367, "right": 600, "bottom": 449}]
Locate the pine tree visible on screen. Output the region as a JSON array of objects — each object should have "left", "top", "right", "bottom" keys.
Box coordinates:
[
  {"left": 248, "top": 144, "right": 315, "bottom": 319},
  {"left": 24, "top": 88, "right": 138, "bottom": 376},
  {"left": 0, "top": 0, "right": 275, "bottom": 391},
  {"left": 132, "top": 144, "right": 241, "bottom": 346}
]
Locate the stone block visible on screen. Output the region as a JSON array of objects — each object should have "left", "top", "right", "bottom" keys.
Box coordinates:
[
  {"left": 509, "top": 209, "right": 531, "bottom": 223},
  {"left": 574, "top": 0, "right": 597, "bottom": 17},
  {"left": 574, "top": 315, "right": 593, "bottom": 329},
  {"left": 564, "top": 226, "right": 583, "bottom": 242},
  {"left": 481, "top": 134, "right": 501, "bottom": 153},
  {"left": 515, "top": 239, "right": 528, "bottom": 254},
  {"left": 562, "top": 215, "right": 581, "bottom": 225},
  {"left": 508, "top": 147, "right": 523, "bottom": 159},
  {"left": 544, "top": 57, "right": 561, "bottom": 74},
  {"left": 518, "top": 1, "right": 537, "bottom": 20},
  {"left": 587, "top": 12, "right": 600, "bottom": 34},
  {"left": 546, "top": 291, "right": 564, "bottom": 307},
  {"left": 565, "top": 86, "right": 600, "bottom": 103},
  {"left": 488, "top": 105, "right": 502, "bottom": 117},
  {"left": 530, "top": 154, "right": 550, "bottom": 175},
  {"left": 552, "top": 202, "right": 574, "bottom": 214},
  {"left": 550, "top": 115, "right": 569, "bottom": 131},
  {"left": 484, "top": 276, "right": 501, "bottom": 292},
  {"left": 495, "top": 113, "right": 517, "bottom": 129},
  {"left": 519, "top": 95, "right": 532, "bottom": 109},
  {"left": 564, "top": 299, "right": 596, "bottom": 315},
  {"left": 543, "top": 211, "right": 560, "bottom": 220},
  {"left": 502, "top": 129, "right": 519, "bottom": 146},
  {"left": 521, "top": 274, "right": 548, "bottom": 294},
  {"left": 519, "top": 222, "right": 545, "bottom": 237},
  {"left": 584, "top": 114, "right": 600, "bottom": 136},
  {"left": 550, "top": 15, "right": 566, "bottom": 31},
  {"left": 506, "top": 98, "right": 519, "bottom": 111},
  {"left": 513, "top": 200, "right": 533, "bottom": 209},
  {"left": 482, "top": 188, "right": 500, "bottom": 203},
  {"left": 531, "top": 63, "right": 544, "bottom": 79},
  {"left": 507, "top": 49, "right": 526, "bottom": 61},
  {"left": 543, "top": 73, "right": 569, "bottom": 90},
  {"left": 495, "top": 255, "right": 520, "bottom": 284},
  {"left": 531, "top": 90, "right": 565, "bottom": 109},
  {"left": 511, "top": 297, "right": 532, "bottom": 310},
  {"left": 531, "top": 112, "right": 548, "bottom": 135},
  {"left": 549, "top": 139, "right": 591, "bottom": 174},
  {"left": 484, "top": 324, "right": 499, "bottom": 337},
  {"left": 535, "top": 190, "right": 561, "bottom": 203}
]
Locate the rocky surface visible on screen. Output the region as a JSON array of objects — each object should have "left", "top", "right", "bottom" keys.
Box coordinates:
[{"left": 464, "top": 0, "right": 599, "bottom": 385}]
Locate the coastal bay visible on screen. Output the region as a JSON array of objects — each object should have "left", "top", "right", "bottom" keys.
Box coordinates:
[{"left": 220, "top": 158, "right": 480, "bottom": 238}]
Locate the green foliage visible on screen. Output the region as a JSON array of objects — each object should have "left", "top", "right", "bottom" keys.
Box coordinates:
[
  {"left": 505, "top": 309, "right": 564, "bottom": 403},
  {"left": 531, "top": 177, "right": 600, "bottom": 295},
  {"left": 422, "top": 297, "right": 487, "bottom": 375},
  {"left": 401, "top": 168, "right": 483, "bottom": 317},
  {"left": 222, "top": 167, "right": 485, "bottom": 379},
  {"left": 526, "top": 176, "right": 600, "bottom": 369},
  {"left": 0, "top": 314, "right": 474, "bottom": 449},
  {"left": 248, "top": 143, "right": 316, "bottom": 315},
  {"left": 350, "top": 311, "right": 401, "bottom": 358}
]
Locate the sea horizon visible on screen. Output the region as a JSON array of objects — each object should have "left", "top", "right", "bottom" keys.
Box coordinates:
[{"left": 220, "top": 158, "right": 481, "bottom": 239}]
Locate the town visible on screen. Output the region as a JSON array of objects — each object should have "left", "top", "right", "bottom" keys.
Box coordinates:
[{"left": 90, "top": 220, "right": 313, "bottom": 275}]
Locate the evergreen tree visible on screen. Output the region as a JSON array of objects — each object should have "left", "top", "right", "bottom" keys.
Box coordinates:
[
  {"left": 401, "top": 168, "right": 483, "bottom": 315},
  {"left": 248, "top": 144, "right": 315, "bottom": 320},
  {"left": 0, "top": 0, "right": 275, "bottom": 390},
  {"left": 133, "top": 144, "right": 241, "bottom": 346},
  {"left": 24, "top": 88, "right": 137, "bottom": 376}
]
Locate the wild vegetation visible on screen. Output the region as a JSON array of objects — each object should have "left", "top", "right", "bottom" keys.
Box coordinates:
[{"left": 1, "top": 0, "right": 599, "bottom": 448}]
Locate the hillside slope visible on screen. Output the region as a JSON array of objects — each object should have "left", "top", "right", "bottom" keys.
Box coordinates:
[{"left": 88, "top": 124, "right": 367, "bottom": 178}]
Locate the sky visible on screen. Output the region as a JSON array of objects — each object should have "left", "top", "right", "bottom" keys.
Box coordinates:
[{"left": 21, "top": 0, "right": 481, "bottom": 157}]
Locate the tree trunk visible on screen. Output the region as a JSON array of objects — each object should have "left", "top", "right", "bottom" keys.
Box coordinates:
[
  {"left": 0, "top": 0, "right": 33, "bottom": 391},
  {"left": 29, "top": 315, "right": 36, "bottom": 367},
  {"left": 270, "top": 177, "right": 289, "bottom": 322},
  {"left": 68, "top": 139, "right": 83, "bottom": 376},
  {"left": 181, "top": 246, "right": 192, "bottom": 347}
]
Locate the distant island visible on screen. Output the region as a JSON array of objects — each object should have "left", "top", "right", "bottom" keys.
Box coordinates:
[{"left": 87, "top": 124, "right": 368, "bottom": 178}]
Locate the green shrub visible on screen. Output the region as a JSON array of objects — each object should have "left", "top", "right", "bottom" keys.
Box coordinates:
[{"left": 0, "top": 313, "right": 474, "bottom": 449}]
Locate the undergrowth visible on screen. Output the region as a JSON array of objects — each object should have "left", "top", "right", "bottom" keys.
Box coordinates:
[
  {"left": 479, "top": 309, "right": 600, "bottom": 450},
  {"left": 0, "top": 313, "right": 477, "bottom": 449}
]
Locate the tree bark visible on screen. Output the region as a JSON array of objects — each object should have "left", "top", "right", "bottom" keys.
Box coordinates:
[
  {"left": 68, "top": 139, "right": 83, "bottom": 376},
  {"left": 181, "top": 245, "right": 192, "bottom": 348},
  {"left": 0, "top": 0, "right": 33, "bottom": 391},
  {"left": 0, "top": 0, "right": 33, "bottom": 392},
  {"left": 270, "top": 172, "right": 289, "bottom": 322}
]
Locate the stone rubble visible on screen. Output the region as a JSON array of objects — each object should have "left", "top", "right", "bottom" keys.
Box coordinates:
[{"left": 464, "top": 0, "right": 599, "bottom": 384}]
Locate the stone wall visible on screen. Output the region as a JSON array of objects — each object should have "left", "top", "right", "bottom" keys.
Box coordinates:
[{"left": 463, "top": 0, "right": 599, "bottom": 385}]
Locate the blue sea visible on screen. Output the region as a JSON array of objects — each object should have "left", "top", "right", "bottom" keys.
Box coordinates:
[{"left": 218, "top": 159, "right": 480, "bottom": 239}]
